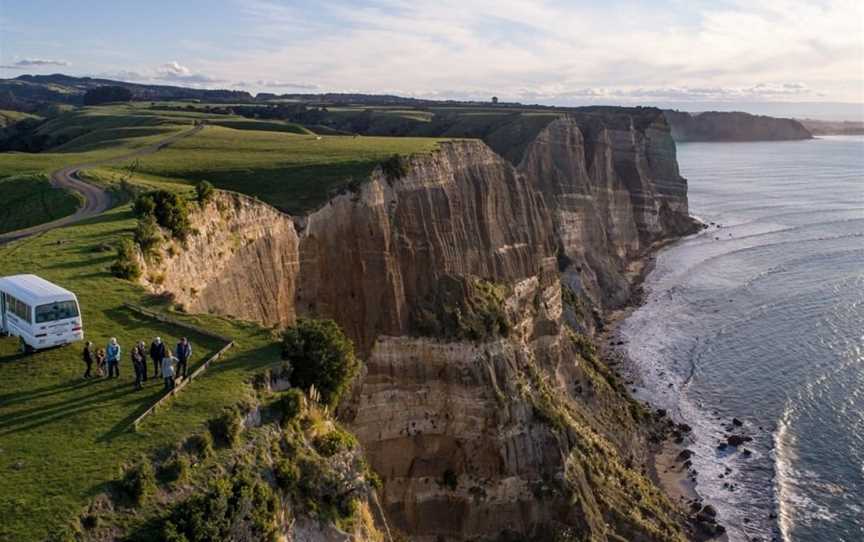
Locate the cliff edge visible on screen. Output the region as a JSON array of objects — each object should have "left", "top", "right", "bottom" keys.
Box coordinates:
[{"left": 139, "top": 107, "right": 702, "bottom": 540}]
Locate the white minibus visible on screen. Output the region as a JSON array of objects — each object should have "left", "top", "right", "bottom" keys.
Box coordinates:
[{"left": 0, "top": 274, "right": 84, "bottom": 352}]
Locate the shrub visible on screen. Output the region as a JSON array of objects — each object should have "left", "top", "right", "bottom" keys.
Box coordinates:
[
  {"left": 133, "top": 190, "right": 191, "bottom": 240},
  {"left": 195, "top": 180, "right": 215, "bottom": 205},
  {"left": 110, "top": 239, "right": 141, "bottom": 280},
  {"left": 281, "top": 319, "right": 359, "bottom": 408},
  {"left": 208, "top": 407, "right": 243, "bottom": 448},
  {"left": 314, "top": 429, "right": 357, "bottom": 458},
  {"left": 380, "top": 154, "right": 407, "bottom": 181},
  {"left": 133, "top": 214, "right": 163, "bottom": 256},
  {"left": 160, "top": 453, "right": 191, "bottom": 485},
  {"left": 276, "top": 388, "right": 304, "bottom": 425},
  {"left": 183, "top": 432, "right": 214, "bottom": 461},
  {"left": 133, "top": 193, "right": 156, "bottom": 217},
  {"left": 161, "top": 471, "right": 278, "bottom": 542},
  {"left": 274, "top": 459, "right": 300, "bottom": 492},
  {"left": 119, "top": 457, "right": 156, "bottom": 505}
]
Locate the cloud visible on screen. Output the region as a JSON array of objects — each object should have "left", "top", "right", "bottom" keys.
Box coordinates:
[
  {"left": 255, "top": 80, "right": 320, "bottom": 90},
  {"left": 0, "top": 58, "right": 69, "bottom": 69},
  {"left": 219, "top": 0, "right": 863, "bottom": 103},
  {"left": 154, "top": 61, "right": 223, "bottom": 84}
]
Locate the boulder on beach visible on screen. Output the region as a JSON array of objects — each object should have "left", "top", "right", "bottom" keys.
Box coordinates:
[{"left": 726, "top": 434, "right": 752, "bottom": 447}]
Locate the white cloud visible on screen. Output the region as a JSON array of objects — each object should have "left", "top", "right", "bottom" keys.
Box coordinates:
[
  {"left": 214, "top": 0, "right": 863, "bottom": 103},
  {"left": 154, "top": 61, "right": 223, "bottom": 84}
]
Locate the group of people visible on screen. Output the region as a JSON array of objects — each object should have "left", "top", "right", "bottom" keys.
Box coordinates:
[{"left": 82, "top": 336, "right": 193, "bottom": 391}]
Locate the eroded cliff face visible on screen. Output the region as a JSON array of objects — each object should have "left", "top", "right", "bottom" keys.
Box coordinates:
[{"left": 141, "top": 108, "right": 697, "bottom": 541}]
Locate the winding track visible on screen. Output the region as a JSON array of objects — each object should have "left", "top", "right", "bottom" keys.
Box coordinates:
[{"left": 0, "top": 125, "right": 203, "bottom": 246}]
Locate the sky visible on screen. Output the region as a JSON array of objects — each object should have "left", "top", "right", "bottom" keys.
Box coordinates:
[{"left": 1, "top": 0, "right": 863, "bottom": 117}]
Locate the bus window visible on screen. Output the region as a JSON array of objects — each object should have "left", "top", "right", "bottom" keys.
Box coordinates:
[
  {"left": 4, "top": 293, "right": 31, "bottom": 323},
  {"left": 35, "top": 301, "right": 79, "bottom": 323}
]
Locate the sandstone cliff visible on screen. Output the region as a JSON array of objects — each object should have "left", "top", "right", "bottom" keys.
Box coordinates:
[
  {"left": 664, "top": 109, "right": 812, "bottom": 142},
  {"left": 141, "top": 108, "right": 699, "bottom": 540}
]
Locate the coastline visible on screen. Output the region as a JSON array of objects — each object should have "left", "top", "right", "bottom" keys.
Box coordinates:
[{"left": 596, "top": 231, "right": 728, "bottom": 541}]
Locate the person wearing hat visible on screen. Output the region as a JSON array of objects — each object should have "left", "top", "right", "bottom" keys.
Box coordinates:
[{"left": 149, "top": 336, "right": 166, "bottom": 380}]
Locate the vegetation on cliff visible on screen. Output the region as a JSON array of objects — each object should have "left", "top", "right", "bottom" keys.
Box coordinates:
[
  {"left": 281, "top": 318, "right": 360, "bottom": 408},
  {"left": 411, "top": 275, "right": 511, "bottom": 341},
  {"left": 69, "top": 377, "right": 382, "bottom": 541}
]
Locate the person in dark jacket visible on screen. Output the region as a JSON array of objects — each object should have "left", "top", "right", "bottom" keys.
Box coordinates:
[
  {"left": 149, "top": 337, "right": 166, "bottom": 380},
  {"left": 175, "top": 337, "right": 192, "bottom": 380},
  {"left": 132, "top": 341, "right": 147, "bottom": 390},
  {"left": 82, "top": 341, "right": 94, "bottom": 378}
]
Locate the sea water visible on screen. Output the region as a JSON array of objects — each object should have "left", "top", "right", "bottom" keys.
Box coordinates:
[{"left": 619, "top": 136, "right": 864, "bottom": 541}]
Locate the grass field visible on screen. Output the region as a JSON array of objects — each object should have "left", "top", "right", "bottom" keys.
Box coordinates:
[
  {"left": 0, "top": 104, "right": 450, "bottom": 539},
  {"left": 101, "top": 126, "right": 446, "bottom": 214},
  {"left": 0, "top": 204, "right": 283, "bottom": 541},
  {"left": 0, "top": 174, "right": 82, "bottom": 234}
]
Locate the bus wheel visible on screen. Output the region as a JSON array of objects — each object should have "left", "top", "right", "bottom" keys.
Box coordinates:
[{"left": 19, "top": 338, "right": 34, "bottom": 354}]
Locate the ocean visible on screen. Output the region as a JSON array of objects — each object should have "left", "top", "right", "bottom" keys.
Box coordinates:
[{"left": 619, "top": 136, "right": 864, "bottom": 542}]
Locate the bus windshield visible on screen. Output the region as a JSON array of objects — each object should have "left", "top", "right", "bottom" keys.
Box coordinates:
[{"left": 35, "top": 301, "right": 79, "bottom": 323}]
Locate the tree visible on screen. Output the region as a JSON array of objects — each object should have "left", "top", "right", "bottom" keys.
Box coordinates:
[
  {"left": 195, "top": 180, "right": 215, "bottom": 205},
  {"left": 281, "top": 319, "right": 358, "bottom": 408},
  {"left": 133, "top": 190, "right": 191, "bottom": 240},
  {"left": 83, "top": 86, "right": 133, "bottom": 105},
  {"left": 133, "top": 214, "right": 163, "bottom": 256},
  {"left": 491, "top": 96, "right": 499, "bottom": 104}
]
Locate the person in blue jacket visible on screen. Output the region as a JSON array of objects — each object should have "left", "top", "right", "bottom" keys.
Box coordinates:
[
  {"left": 106, "top": 337, "right": 121, "bottom": 378},
  {"left": 175, "top": 337, "right": 192, "bottom": 380}
]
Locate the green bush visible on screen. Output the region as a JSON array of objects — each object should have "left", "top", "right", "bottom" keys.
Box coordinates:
[
  {"left": 133, "top": 193, "right": 156, "bottom": 217},
  {"left": 110, "top": 239, "right": 141, "bottom": 280},
  {"left": 281, "top": 319, "right": 359, "bottom": 408},
  {"left": 133, "top": 190, "right": 191, "bottom": 240},
  {"left": 195, "top": 180, "right": 215, "bottom": 205},
  {"left": 314, "top": 429, "right": 357, "bottom": 458},
  {"left": 183, "top": 433, "right": 214, "bottom": 461},
  {"left": 380, "top": 154, "right": 407, "bottom": 181},
  {"left": 161, "top": 472, "right": 278, "bottom": 542},
  {"left": 274, "top": 459, "right": 300, "bottom": 492},
  {"left": 208, "top": 407, "right": 243, "bottom": 448},
  {"left": 276, "top": 388, "right": 304, "bottom": 425},
  {"left": 119, "top": 457, "right": 156, "bottom": 506},
  {"left": 159, "top": 453, "right": 191, "bottom": 485},
  {"left": 133, "top": 214, "right": 163, "bottom": 256}
]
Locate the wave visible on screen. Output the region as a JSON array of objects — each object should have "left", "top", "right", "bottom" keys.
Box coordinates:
[{"left": 774, "top": 402, "right": 797, "bottom": 542}]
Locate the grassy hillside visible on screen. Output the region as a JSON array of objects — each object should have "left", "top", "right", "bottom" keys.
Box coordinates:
[
  {"left": 0, "top": 109, "right": 41, "bottom": 128},
  {"left": 0, "top": 105, "right": 447, "bottom": 539},
  {"left": 0, "top": 204, "right": 282, "bottom": 541},
  {"left": 0, "top": 174, "right": 81, "bottom": 234},
  {"left": 101, "top": 126, "right": 446, "bottom": 214}
]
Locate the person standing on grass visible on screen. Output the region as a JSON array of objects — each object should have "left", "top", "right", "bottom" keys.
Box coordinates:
[
  {"left": 82, "top": 341, "right": 94, "bottom": 379},
  {"left": 149, "top": 337, "right": 166, "bottom": 380},
  {"left": 132, "top": 341, "right": 147, "bottom": 390},
  {"left": 96, "top": 348, "right": 106, "bottom": 377},
  {"left": 161, "top": 353, "right": 176, "bottom": 391},
  {"left": 106, "top": 337, "right": 121, "bottom": 378},
  {"left": 175, "top": 337, "right": 192, "bottom": 380}
]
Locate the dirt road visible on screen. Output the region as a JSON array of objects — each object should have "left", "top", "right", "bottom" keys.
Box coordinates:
[{"left": 0, "top": 125, "right": 203, "bottom": 245}]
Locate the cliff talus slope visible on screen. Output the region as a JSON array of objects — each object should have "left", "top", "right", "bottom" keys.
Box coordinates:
[{"left": 141, "top": 108, "right": 698, "bottom": 540}]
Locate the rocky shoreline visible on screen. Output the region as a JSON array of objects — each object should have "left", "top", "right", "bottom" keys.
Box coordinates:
[{"left": 596, "top": 232, "right": 730, "bottom": 541}]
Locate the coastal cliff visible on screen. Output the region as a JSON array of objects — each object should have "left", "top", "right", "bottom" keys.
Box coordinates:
[
  {"left": 140, "top": 108, "right": 701, "bottom": 540},
  {"left": 664, "top": 110, "right": 812, "bottom": 142}
]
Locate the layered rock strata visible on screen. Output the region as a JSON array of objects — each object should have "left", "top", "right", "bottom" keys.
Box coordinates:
[{"left": 141, "top": 108, "right": 699, "bottom": 540}]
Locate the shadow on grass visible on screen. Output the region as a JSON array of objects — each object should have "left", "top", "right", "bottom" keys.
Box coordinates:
[
  {"left": 42, "top": 254, "right": 115, "bottom": 270},
  {"left": 0, "top": 377, "right": 159, "bottom": 437}
]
